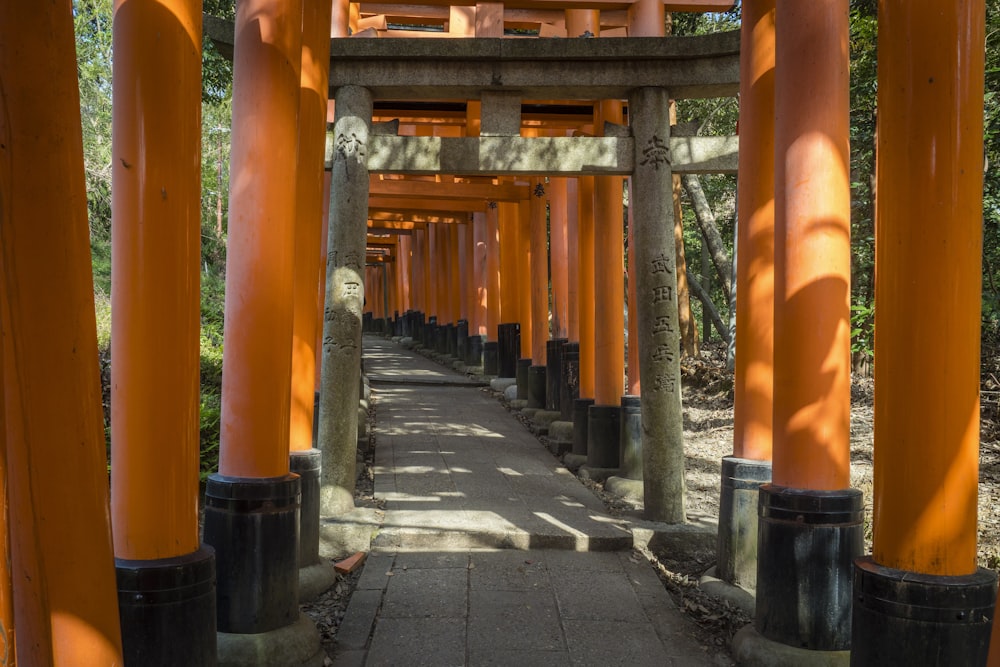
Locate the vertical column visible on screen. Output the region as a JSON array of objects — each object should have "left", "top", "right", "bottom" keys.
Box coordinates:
[
  {"left": 719, "top": 0, "right": 775, "bottom": 593},
  {"left": 744, "top": 0, "right": 861, "bottom": 657},
  {"left": 516, "top": 198, "right": 534, "bottom": 396},
  {"left": 470, "top": 212, "right": 488, "bottom": 366},
  {"left": 588, "top": 100, "right": 626, "bottom": 471},
  {"left": 550, "top": 177, "right": 569, "bottom": 339},
  {"left": 528, "top": 178, "right": 550, "bottom": 408},
  {"left": 206, "top": 0, "right": 321, "bottom": 658},
  {"left": 110, "top": 0, "right": 216, "bottom": 662},
  {"left": 319, "top": 86, "right": 372, "bottom": 515},
  {"left": 0, "top": 3, "right": 124, "bottom": 663},
  {"left": 851, "top": 1, "right": 996, "bottom": 663},
  {"left": 483, "top": 203, "right": 503, "bottom": 374},
  {"left": 625, "top": 87, "right": 684, "bottom": 522},
  {"left": 567, "top": 177, "right": 580, "bottom": 342},
  {"left": 291, "top": 0, "right": 337, "bottom": 602},
  {"left": 0, "top": 303, "right": 12, "bottom": 667},
  {"left": 577, "top": 175, "right": 596, "bottom": 399}
]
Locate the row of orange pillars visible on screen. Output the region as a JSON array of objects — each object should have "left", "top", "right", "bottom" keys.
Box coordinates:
[{"left": 0, "top": 1, "right": 999, "bottom": 667}]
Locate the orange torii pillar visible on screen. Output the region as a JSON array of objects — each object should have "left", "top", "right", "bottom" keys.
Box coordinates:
[
  {"left": 449, "top": 222, "right": 462, "bottom": 356},
  {"left": 204, "top": 0, "right": 323, "bottom": 660},
  {"left": 1, "top": 3, "right": 123, "bottom": 663},
  {"left": 110, "top": 0, "right": 216, "bottom": 663},
  {"left": 483, "top": 202, "right": 505, "bottom": 374},
  {"left": 526, "top": 177, "right": 550, "bottom": 409},
  {"left": 495, "top": 199, "right": 521, "bottom": 378},
  {"left": 852, "top": 1, "right": 996, "bottom": 663},
  {"left": 718, "top": 0, "right": 775, "bottom": 594},
  {"left": 569, "top": 173, "right": 598, "bottom": 464},
  {"left": 515, "top": 197, "right": 535, "bottom": 399},
  {"left": 546, "top": 176, "right": 572, "bottom": 418},
  {"left": 290, "top": 0, "right": 337, "bottom": 604},
  {"left": 469, "top": 211, "right": 488, "bottom": 366},
  {"left": 737, "top": 0, "right": 861, "bottom": 658},
  {"left": 587, "top": 101, "right": 626, "bottom": 473},
  {"left": 318, "top": 84, "right": 372, "bottom": 517}
]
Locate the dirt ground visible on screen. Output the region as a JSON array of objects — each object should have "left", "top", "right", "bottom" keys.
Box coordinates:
[{"left": 305, "top": 343, "right": 1000, "bottom": 665}]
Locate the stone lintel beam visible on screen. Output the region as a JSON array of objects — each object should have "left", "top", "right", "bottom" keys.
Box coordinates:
[
  {"left": 369, "top": 195, "right": 488, "bottom": 212},
  {"left": 326, "top": 135, "right": 736, "bottom": 175},
  {"left": 370, "top": 175, "right": 529, "bottom": 200},
  {"left": 327, "top": 34, "right": 739, "bottom": 100}
]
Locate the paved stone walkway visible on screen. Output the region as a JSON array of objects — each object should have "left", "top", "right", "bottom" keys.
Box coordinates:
[{"left": 332, "top": 336, "right": 717, "bottom": 667}]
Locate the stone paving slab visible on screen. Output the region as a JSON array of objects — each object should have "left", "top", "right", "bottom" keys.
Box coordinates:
[{"left": 332, "top": 337, "right": 719, "bottom": 666}]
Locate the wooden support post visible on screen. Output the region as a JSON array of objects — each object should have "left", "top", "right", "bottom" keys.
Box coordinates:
[
  {"left": 852, "top": 1, "right": 996, "bottom": 663},
  {"left": 626, "top": 186, "right": 640, "bottom": 394},
  {"left": 567, "top": 178, "right": 580, "bottom": 342},
  {"left": 450, "top": 223, "right": 462, "bottom": 324},
  {"left": 318, "top": 85, "right": 372, "bottom": 515},
  {"left": 1, "top": 3, "right": 124, "bottom": 663},
  {"left": 550, "top": 178, "right": 570, "bottom": 340},
  {"left": 110, "top": 0, "right": 217, "bottom": 661},
  {"left": 577, "top": 175, "right": 597, "bottom": 399},
  {"left": 517, "top": 199, "right": 534, "bottom": 360},
  {"left": 717, "top": 0, "right": 775, "bottom": 594},
  {"left": 750, "top": 0, "right": 861, "bottom": 654},
  {"left": 530, "top": 177, "right": 549, "bottom": 365},
  {"left": 594, "top": 101, "right": 626, "bottom": 406},
  {"left": 499, "top": 202, "right": 520, "bottom": 328},
  {"left": 486, "top": 204, "right": 501, "bottom": 339}
]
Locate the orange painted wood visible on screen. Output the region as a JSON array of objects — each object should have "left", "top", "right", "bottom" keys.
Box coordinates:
[
  {"left": 871, "top": 0, "right": 985, "bottom": 576},
  {"left": 291, "top": 0, "right": 334, "bottom": 454},
  {"left": 772, "top": 0, "right": 850, "bottom": 491},
  {"left": 485, "top": 205, "right": 502, "bottom": 339},
  {"left": 333, "top": 0, "right": 352, "bottom": 36},
  {"left": 1, "top": 1, "right": 125, "bottom": 661},
  {"left": 0, "top": 298, "right": 13, "bottom": 667},
  {"left": 594, "top": 101, "right": 626, "bottom": 405},
  {"left": 220, "top": 0, "right": 303, "bottom": 477},
  {"left": 550, "top": 177, "right": 570, "bottom": 340},
  {"left": 111, "top": 0, "right": 202, "bottom": 559},
  {"left": 498, "top": 201, "right": 521, "bottom": 327},
  {"left": 577, "top": 175, "right": 597, "bottom": 399},
  {"left": 334, "top": 551, "right": 368, "bottom": 574},
  {"left": 627, "top": 0, "right": 665, "bottom": 35},
  {"left": 626, "top": 188, "right": 640, "bottom": 394},
  {"left": 732, "top": 0, "right": 775, "bottom": 462},
  {"left": 565, "top": 8, "right": 600, "bottom": 36},
  {"left": 530, "top": 178, "right": 549, "bottom": 363},
  {"left": 517, "top": 199, "right": 534, "bottom": 359},
  {"left": 317, "top": 171, "right": 332, "bottom": 391},
  {"left": 566, "top": 177, "right": 581, "bottom": 342}
]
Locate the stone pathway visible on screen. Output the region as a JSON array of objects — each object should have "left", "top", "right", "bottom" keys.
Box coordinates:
[{"left": 332, "top": 336, "right": 717, "bottom": 666}]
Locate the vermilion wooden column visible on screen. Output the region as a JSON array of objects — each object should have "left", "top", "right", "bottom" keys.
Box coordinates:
[
  {"left": 594, "top": 101, "right": 626, "bottom": 406},
  {"left": 529, "top": 178, "right": 549, "bottom": 365},
  {"left": 852, "top": 1, "right": 995, "bottom": 663},
  {"left": 517, "top": 198, "right": 534, "bottom": 360},
  {"left": 110, "top": 0, "right": 218, "bottom": 661},
  {"left": 473, "top": 212, "right": 488, "bottom": 336},
  {"left": 577, "top": 175, "right": 597, "bottom": 399},
  {"left": 750, "top": 0, "right": 861, "bottom": 654},
  {"left": 499, "top": 201, "right": 520, "bottom": 326},
  {"left": 550, "top": 177, "right": 569, "bottom": 339},
  {"left": 205, "top": 1, "right": 318, "bottom": 654},
  {"left": 567, "top": 177, "right": 580, "bottom": 342},
  {"left": 486, "top": 204, "right": 502, "bottom": 339},
  {"left": 0, "top": 307, "right": 12, "bottom": 667},
  {"left": 1, "top": 3, "right": 124, "bottom": 663},
  {"left": 450, "top": 223, "right": 462, "bottom": 325}
]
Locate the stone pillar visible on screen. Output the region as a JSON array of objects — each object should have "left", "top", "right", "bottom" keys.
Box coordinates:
[
  {"left": 851, "top": 0, "right": 996, "bottom": 663},
  {"left": 319, "top": 85, "right": 372, "bottom": 515},
  {"left": 627, "top": 87, "right": 685, "bottom": 523},
  {"left": 1, "top": 3, "right": 124, "bottom": 662},
  {"left": 110, "top": 0, "right": 216, "bottom": 662}
]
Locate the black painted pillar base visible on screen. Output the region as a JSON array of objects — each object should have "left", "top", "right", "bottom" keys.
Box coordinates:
[
  {"left": 717, "top": 456, "right": 772, "bottom": 591},
  {"left": 447, "top": 322, "right": 458, "bottom": 356},
  {"left": 527, "top": 365, "right": 547, "bottom": 408},
  {"left": 290, "top": 449, "right": 321, "bottom": 568},
  {"left": 559, "top": 342, "right": 580, "bottom": 421},
  {"left": 467, "top": 334, "right": 484, "bottom": 367},
  {"left": 516, "top": 358, "right": 531, "bottom": 401},
  {"left": 571, "top": 397, "right": 595, "bottom": 457},
  {"left": 483, "top": 341, "right": 499, "bottom": 375},
  {"left": 618, "top": 395, "right": 642, "bottom": 480},
  {"left": 586, "top": 404, "right": 621, "bottom": 469},
  {"left": 203, "top": 474, "right": 301, "bottom": 634},
  {"left": 755, "top": 484, "right": 863, "bottom": 651},
  {"left": 117, "top": 546, "right": 217, "bottom": 666},
  {"left": 851, "top": 557, "right": 996, "bottom": 666},
  {"left": 545, "top": 339, "right": 568, "bottom": 412},
  {"left": 457, "top": 319, "right": 469, "bottom": 361},
  {"left": 497, "top": 322, "right": 520, "bottom": 378}
]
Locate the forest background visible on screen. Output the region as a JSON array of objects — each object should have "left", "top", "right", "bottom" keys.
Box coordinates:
[{"left": 72, "top": 0, "right": 1000, "bottom": 474}]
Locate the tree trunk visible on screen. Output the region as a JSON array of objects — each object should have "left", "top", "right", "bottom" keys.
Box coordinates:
[
  {"left": 686, "top": 270, "right": 731, "bottom": 345},
  {"left": 674, "top": 171, "right": 699, "bottom": 357},
  {"left": 681, "top": 172, "right": 732, "bottom": 302}
]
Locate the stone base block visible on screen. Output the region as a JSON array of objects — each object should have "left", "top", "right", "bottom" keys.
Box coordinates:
[
  {"left": 218, "top": 613, "right": 325, "bottom": 667},
  {"left": 698, "top": 567, "right": 756, "bottom": 616},
  {"left": 563, "top": 453, "right": 587, "bottom": 472},
  {"left": 298, "top": 562, "right": 339, "bottom": 603},
  {"left": 490, "top": 377, "right": 518, "bottom": 392},
  {"left": 503, "top": 385, "right": 519, "bottom": 401},
  {"left": 531, "top": 410, "right": 562, "bottom": 431},
  {"left": 605, "top": 475, "right": 644, "bottom": 501},
  {"left": 578, "top": 465, "right": 618, "bottom": 483},
  {"left": 548, "top": 420, "right": 574, "bottom": 443},
  {"left": 732, "top": 625, "right": 849, "bottom": 667},
  {"left": 520, "top": 407, "right": 539, "bottom": 419},
  {"left": 509, "top": 399, "right": 528, "bottom": 410},
  {"left": 400, "top": 337, "right": 415, "bottom": 349},
  {"left": 628, "top": 512, "right": 718, "bottom": 556},
  {"left": 318, "top": 508, "right": 382, "bottom": 558}
]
